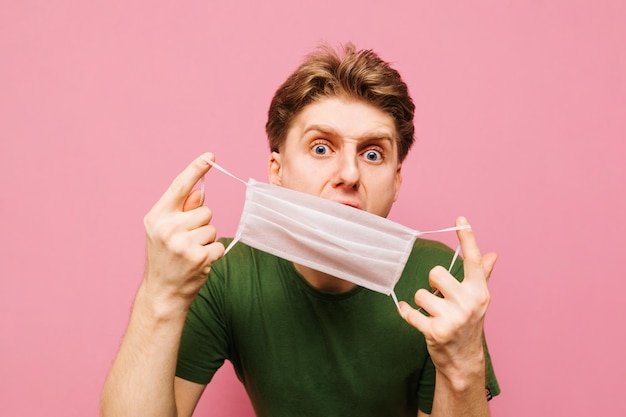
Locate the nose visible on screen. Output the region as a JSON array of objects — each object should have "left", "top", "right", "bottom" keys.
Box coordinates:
[{"left": 333, "top": 152, "right": 360, "bottom": 190}]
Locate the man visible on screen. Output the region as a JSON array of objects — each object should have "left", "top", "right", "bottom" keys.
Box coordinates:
[{"left": 102, "top": 43, "right": 499, "bottom": 416}]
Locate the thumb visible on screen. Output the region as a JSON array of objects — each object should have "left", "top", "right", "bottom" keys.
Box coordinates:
[{"left": 183, "top": 189, "right": 204, "bottom": 212}]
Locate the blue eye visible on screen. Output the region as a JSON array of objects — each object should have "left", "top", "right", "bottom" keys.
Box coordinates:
[
  {"left": 364, "top": 150, "right": 382, "bottom": 161},
  {"left": 313, "top": 144, "right": 330, "bottom": 155}
]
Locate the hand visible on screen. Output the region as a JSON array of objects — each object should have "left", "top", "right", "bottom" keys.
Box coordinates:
[
  {"left": 142, "top": 153, "right": 225, "bottom": 308},
  {"left": 398, "top": 216, "right": 497, "bottom": 389}
]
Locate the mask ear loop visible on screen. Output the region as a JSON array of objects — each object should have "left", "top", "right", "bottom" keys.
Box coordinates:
[
  {"left": 198, "top": 157, "right": 247, "bottom": 254},
  {"left": 414, "top": 243, "right": 462, "bottom": 314},
  {"left": 393, "top": 225, "right": 468, "bottom": 314},
  {"left": 418, "top": 225, "right": 471, "bottom": 235},
  {"left": 391, "top": 291, "right": 402, "bottom": 314}
]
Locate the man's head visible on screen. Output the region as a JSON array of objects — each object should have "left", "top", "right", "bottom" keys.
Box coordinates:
[{"left": 266, "top": 43, "right": 415, "bottom": 162}]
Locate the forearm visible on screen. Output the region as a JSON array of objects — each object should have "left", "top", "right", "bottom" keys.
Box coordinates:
[
  {"left": 101, "top": 283, "right": 189, "bottom": 417},
  {"left": 429, "top": 355, "right": 489, "bottom": 417}
]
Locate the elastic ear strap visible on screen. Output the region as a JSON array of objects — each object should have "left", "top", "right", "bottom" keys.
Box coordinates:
[
  {"left": 198, "top": 157, "right": 247, "bottom": 212},
  {"left": 448, "top": 243, "right": 462, "bottom": 272},
  {"left": 197, "top": 157, "right": 247, "bottom": 256},
  {"left": 415, "top": 244, "right": 462, "bottom": 314},
  {"left": 223, "top": 235, "right": 241, "bottom": 255},
  {"left": 390, "top": 291, "right": 401, "bottom": 313},
  {"left": 199, "top": 157, "right": 247, "bottom": 185},
  {"left": 399, "top": 228, "right": 466, "bottom": 315},
  {"left": 418, "top": 224, "right": 471, "bottom": 235}
]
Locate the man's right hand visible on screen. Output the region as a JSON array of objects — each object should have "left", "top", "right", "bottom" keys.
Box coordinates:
[
  {"left": 102, "top": 153, "right": 224, "bottom": 417},
  {"left": 142, "top": 152, "right": 225, "bottom": 310}
]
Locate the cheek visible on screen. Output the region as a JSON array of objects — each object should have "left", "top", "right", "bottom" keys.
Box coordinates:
[
  {"left": 365, "top": 173, "right": 400, "bottom": 213},
  {"left": 280, "top": 163, "right": 322, "bottom": 193}
]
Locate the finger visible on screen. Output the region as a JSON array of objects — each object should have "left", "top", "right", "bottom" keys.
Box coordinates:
[
  {"left": 187, "top": 224, "right": 218, "bottom": 246},
  {"left": 183, "top": 189, "right": 204, "bottom": 212},
  {"left": 482, "top": 252, "right": 498, "bottom": 281},
  {"left": 427, "top": 265, "right": 460, "bottom": 303},
  {"left": 455, "top": 216, "right": 484, "bottom": 282},
  {"left": 398, "top": 301, "right": 430, "bottom": 332},
  {"left": 178, "top": 206, "right": 213, "bottom": 231},
  {"left": 413, "top": 287, "right": 446, "bottom": 317},
  {"left": 154, "top": 153, "right": 215, "bottom": 212},
  {"left": 200, "top": 241, "right": 226, "bottom": 276}
]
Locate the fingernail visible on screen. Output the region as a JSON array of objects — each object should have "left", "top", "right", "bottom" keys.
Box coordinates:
[
  {"left": 456, "top": 216, "right": 472, "bottom": 230},
  {"left": 199, "top": 155, "right": 211, "bottom": 165}
]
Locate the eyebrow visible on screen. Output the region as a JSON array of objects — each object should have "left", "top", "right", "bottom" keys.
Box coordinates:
[{"left": 303, "top": 124, "right": 396, "bottom": 143}]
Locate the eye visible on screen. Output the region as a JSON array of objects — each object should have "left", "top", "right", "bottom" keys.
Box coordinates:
[
  {"left": 363, "top": 149, "right": 382, "bottom": 161},
  {"left": 312, "top": 144, "right": 330, "bottom": 155}
]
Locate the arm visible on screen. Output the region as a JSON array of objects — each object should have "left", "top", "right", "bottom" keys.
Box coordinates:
[
  {"left": 399, "top": 217, "right": 497, "bottom": 417},
  {"left": 101, "top": 154, "right": 225, "bottom": 417}
]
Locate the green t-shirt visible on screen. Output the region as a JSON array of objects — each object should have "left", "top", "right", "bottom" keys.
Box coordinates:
[{"left": 176, "top": 238, "right": 500, "bottom": 416}]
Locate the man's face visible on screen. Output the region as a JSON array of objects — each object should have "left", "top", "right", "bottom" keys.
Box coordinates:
[{"left": 268, "top": 96, "right": 402, "bottom": 218}]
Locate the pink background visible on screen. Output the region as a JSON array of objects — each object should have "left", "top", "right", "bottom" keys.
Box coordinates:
[{"left": 1, "top": 1, "right": 625, "bottom": 416}]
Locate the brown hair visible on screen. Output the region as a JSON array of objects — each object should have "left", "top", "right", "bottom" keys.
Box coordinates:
[{"left": 266, "top": 43, "right": 415, "bottom": 161}]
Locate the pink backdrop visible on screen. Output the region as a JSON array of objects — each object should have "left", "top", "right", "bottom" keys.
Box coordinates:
[{"left": 1, "top": 1, "right": 625, "bottom": 416}]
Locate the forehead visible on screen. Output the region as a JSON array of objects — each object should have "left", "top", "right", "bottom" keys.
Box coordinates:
[{"left": 287, "top": 97, "right": 399, "bottom": 141}]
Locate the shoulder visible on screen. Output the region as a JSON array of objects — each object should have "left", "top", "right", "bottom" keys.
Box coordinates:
[
  {"left": 395, "top": 238, "right": 462, "bottom": 297},
  {"left": 206, "top": 239, "right": 292, "bottom": 298},
  {"left": 408, "top": 238, "right": 457, "bottom": 266},
  {"left": 211, "top": 238, "right": 283, "bottom": 276}
]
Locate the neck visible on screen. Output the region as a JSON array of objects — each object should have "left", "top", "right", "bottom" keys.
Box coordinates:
[{"left": 294, "top": 263, "right": 357, "bottom": 294}]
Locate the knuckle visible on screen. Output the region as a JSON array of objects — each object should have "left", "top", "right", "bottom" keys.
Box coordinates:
[
  {"left": 143, "top": 209, "right": 160, "bottom": 230},
  {"left": 201, "top": 265, "right": 213, "bottom": 277},
  {"left": 143, "top": 213, "right": 153, "bottom": 230},
  {"left": 466, "top": 253, "right": 483, "bottom": 265},
  {"left": 208, "top": 241, "right": 226, "bottom": 259},
  {"left": 159, "top": 219, "right": 179, "bottom": 242},
  {"left": 167, "top": 234, "right": 188, "bottom": 256},
  {"left": 205, "top": 224, "right": 217, "bottom": 237},
  {"left": 147, "top": 217, "right": 184, "bottom": 250},
  {"left": 198, "top": 206, "right": 213, "bottom": 223},
  {"left": 429, "top": 265, "right": 446, "bottom": 280},
  {"left": 464, "top": 287, "right": 490, "bottom": 316},
  {"left": 187, "top": 248, "right": 214, "bottom": 273},
  {"left": 170, "top": 175, "right": 186, "bottom": 194},
  {"left": 478, "top": 288, "right": 491, "bottom": 308},
  {"left": 187, "top": 248, "right": 205, "bottom": 265}
]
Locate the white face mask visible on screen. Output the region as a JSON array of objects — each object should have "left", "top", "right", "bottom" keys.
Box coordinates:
[{"left": 201, "top": 159, "right": 469, "bottom": 309}]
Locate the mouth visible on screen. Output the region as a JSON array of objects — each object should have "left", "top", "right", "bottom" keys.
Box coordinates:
[{"left": 337, "top": 201, "right": 361, "bottom": 210}]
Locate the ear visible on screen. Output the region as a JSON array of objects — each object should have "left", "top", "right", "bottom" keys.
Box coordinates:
[
  {"left": 268, "top": 151, "right": 283, "bottom": 186},
  {"left": 393, "top": 163, "right": 403, "bottom": 202}
]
